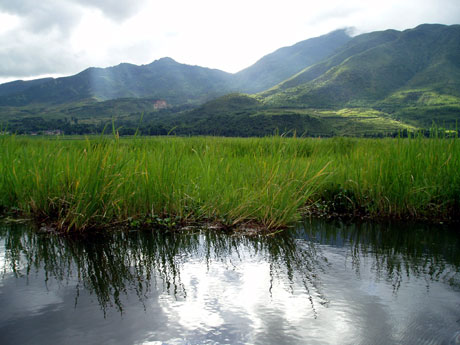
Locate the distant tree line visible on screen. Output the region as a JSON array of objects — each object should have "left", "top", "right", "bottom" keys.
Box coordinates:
[{"left": 3, "top": 116, "right": 459, "bottom": 138}]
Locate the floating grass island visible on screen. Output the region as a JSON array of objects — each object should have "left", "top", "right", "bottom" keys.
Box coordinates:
[{"left": 1, "top": 134, "right": 459, "bottom": 233}]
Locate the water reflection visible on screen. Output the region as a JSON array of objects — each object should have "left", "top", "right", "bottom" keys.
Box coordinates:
[
  {"left": 1, "top": 220, "right": 460, "bottom": 345},
  {"left": 300, "top": 219, "right": 460, "bottom": 291},
  {"left": 0, "top": 225, "right": 328, "bottom": 315}
]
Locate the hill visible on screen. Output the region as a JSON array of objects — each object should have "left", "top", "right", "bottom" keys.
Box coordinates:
[
  {"left": 138, "top": 93, "right": 415, "bottom": 137},
  {"left": 0, "top": 58, "right": 238, "bottom": 107},
  {"left": 168, "top": 24, "right": 459, "bottom": 136},
  {"left": 235, "top": 29, "right": 351, "bottom": 93},
  {"left": 1, "top": 24, "right": 459, "bottom": 136},
  {"left": 261, "top": 24, "right": 460, "bottom": 127},
  {"left": 0, "top": 78, "right": 54, "bottom": 98},
  {"left": 0, "top": 30, "right": 352, "bottom": 108}
]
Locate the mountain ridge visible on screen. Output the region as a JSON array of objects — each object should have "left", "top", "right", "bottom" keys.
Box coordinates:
[
  {"left": 1, "top": 23, "right": 459, "bottom": 136},
  {"left": 262, "top": 24, "right": 460, "bottom": 108},
  {"left": 0, "top": 30, "right": 352, "bottom": 107},
  {"left": 0, "top": 57, "right": 237, "bottom": 106},
  {"left": 234, "top": 29, "right": 352, "bottom": 93}
]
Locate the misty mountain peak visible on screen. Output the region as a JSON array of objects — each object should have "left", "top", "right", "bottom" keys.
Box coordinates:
[{"left": 150, "top": 57, "right": 178, "bottom": 65}]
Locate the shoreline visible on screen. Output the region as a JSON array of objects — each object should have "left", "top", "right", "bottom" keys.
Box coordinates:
[{"left": 1, "top": 203, "right": 458, "bottom": 237}]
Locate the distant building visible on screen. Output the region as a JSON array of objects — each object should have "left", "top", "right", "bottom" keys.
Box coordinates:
[
  {"left": 43, "top": 130, "right": 63, "bottom": 136},
  {"left": 154, "top": 100, "right": 168, "bottom": 110}
]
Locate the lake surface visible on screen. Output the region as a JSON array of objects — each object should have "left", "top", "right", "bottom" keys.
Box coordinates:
[{"left": 1, "top": 219, "right": 459, "bottom": 345}]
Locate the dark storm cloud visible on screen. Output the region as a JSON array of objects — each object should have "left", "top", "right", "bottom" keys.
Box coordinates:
[{"left": 0, "top": 0, "right": 146, "bottom": 79}]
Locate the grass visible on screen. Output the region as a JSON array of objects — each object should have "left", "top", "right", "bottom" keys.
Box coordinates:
[
  {"left": 315, "top": 136, "right": 460, "bottom": 219},
  {"left": 0, "top": 135, "right": 459, "bottom": 232}
]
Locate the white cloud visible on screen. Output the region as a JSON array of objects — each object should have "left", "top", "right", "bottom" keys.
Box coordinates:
[
  {"left": 0, "top": 0, "right": 459, "bottom": 83},
  {"left": 0, "top": 12, "right": 20, "bottom": 34},
  {"left": 72, "top": 0, "right": 147, "bottom": 21},
  {"left": 0, "top": 0, "right": 147, "bottom": 80}
]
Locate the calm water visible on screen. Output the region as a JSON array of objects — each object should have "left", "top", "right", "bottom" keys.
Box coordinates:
[{"left": 1, "top": 219, "right": 459, "bottom": 345}]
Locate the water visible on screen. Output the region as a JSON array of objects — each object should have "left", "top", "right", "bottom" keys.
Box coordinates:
[{"left": 1, "top": 219, "right": 459, "bottom": 345}]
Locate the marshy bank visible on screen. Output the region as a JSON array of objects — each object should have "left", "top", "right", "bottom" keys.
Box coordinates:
[{"left": 0, "top": 135, "right": 459, "bottom": 233}]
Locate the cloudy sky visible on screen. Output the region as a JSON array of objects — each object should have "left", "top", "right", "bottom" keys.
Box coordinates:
[{"left": 0, "top": 0, "right": 459, "bottom": 84}]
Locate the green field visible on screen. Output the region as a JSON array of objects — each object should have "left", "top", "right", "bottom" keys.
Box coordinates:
[{"left": 1, "top": 135, "right": 459, "bottom": 232}]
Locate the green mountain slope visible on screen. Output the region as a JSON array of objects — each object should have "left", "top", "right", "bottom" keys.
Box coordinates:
[
  {"left": 263, "top": 24, "right": 460, "bottom": 107},
  {"left": 0, "top": 78, "right": 53, "bottom": 97},
  {"left": 1, "top": 24, "right": 459, "bottom": 136},
  {"left": 0, "top": 58, "right": 238, "bottom": 106},
  {"left": 235, "top": 29, "right": 351, "bottom": 93},
  {"left": 262, "top": 29, "right": 401, "bottom": 96},
  {"left": 257, "top": 24, "right": 460, "bottom": 129},
  {"left": 146, "top": 93, "right": 415, "bottom": 137},
  {"left": 0, "top": 30, "right": 353, "bottom": 108},
  {"left": 174, "top": 24, "right": 459, "bottom": 136}
]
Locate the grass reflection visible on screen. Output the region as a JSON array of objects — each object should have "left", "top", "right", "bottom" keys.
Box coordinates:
[
  {"left": 2, "top": 220, "right": 459, "bottom": 317},
  {"left": 0, "top": 224, "right": 328, "bottom": 315},
  {"left": 300, "top": 219, "right": 460, "bottom": 291}
]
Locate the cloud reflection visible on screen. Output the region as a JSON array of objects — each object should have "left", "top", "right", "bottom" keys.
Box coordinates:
[{"left": 1, "top": 221, "right": 460, "bottom": 345}]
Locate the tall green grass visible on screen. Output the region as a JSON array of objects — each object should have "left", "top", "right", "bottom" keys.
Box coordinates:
[
  {"left": 0, "top": 135, "right": 458, "bottom": 232},
  {"left": 0, "top": 136, "right": 328, "bottom": 231}
]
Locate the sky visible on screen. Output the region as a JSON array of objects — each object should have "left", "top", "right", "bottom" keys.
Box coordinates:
[{"left": 0, "top": 0, "right": 459, "bottom": 84}]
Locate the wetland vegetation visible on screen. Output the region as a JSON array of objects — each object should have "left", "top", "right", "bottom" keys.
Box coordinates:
[{"left": 1, "top": 134, "right": 459, "bottom": 232}]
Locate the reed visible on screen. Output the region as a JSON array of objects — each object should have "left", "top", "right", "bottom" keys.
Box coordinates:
[{"left": 0, "top": 134, "right": 458, "bottom": 232}]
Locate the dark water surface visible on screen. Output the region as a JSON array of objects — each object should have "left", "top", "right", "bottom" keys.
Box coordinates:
[{"left": 1, "top": 220, "right": 460, "bottom": 345}]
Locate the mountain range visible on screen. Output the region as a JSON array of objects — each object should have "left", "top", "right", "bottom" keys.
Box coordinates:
[{"left": 1, "top": 23, "right": 459, "bottom": 136}]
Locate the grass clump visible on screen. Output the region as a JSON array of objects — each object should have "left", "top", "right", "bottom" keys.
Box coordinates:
[
  {"left": 0, "top": 135, "right": 459, "bottom": 232},
  {"left": 312, "top": 135, "right": 460, "bottom": 220},
  {"left": 0, "top": 135, "right": 328, "bottom": 232}
]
